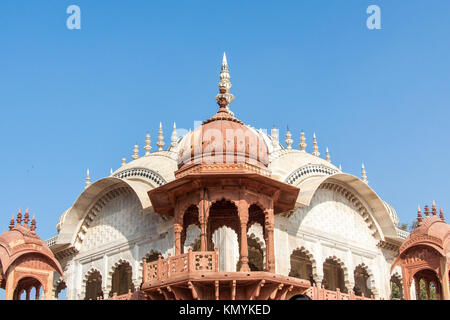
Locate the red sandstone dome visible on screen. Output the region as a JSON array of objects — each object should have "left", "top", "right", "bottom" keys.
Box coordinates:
[
  {"left": 402, "top": 212, "right": 450, "bottom": 257},
  {"left": 177, "top": 109, "right": 269, "bottom": 172},
  {"left": 0, "top": 218, "right": 62, "bottom": 276}
]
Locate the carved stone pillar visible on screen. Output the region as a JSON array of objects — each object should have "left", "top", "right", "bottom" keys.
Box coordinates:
[
  {"left": 174, "top": 224, "right": 183, "bottom": 256},
  {"left": 414, "top": 276, "right": 421, "bottom": 300},
  {"left": 199, "top": 199, "right": 209, "bottom": 251},
  {"left": 440, "top": 257, "right": 450, "bottom": 300},
  {"left": 265, "top": 206, "right": 275, "bottom": 273},
  {"left": 238, "top": 202, "right": 250, "bottom": 272}
]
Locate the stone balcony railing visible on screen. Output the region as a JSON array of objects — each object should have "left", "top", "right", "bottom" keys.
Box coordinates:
[
  {"left": 143, "top": 248, "right": 219, "bottom": 283},
  {"left": 395, "top": 227, "right": 409, "bottom": 240},
  {"left": 306, "top": 284, "right": 375, "bottom": 300},
  {"left": 45, "top": 235, "right": 57, "bottom": 247}
]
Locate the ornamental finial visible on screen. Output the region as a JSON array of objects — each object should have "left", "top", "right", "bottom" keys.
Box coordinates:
[
  {"left": 132, "top": 144, "right": 139, "bottom": 160},
  {"left": 156, "top": 122, "right": 165, "bottom": 151},
  {"left": 417, "top": 205, "right": 423, "bottom": 224},
  {"left": 121, "top": 157, "right": 126, "bottom": 166},
  {"left": 110, "top": 168, "right": 113, "bottom": 176},
  {"left": 299, "top": 131, "right": 307, "bottom": 152},
  {"left": 171, "top": 123, "right": 178, "bottom": 148},
  {"left": 30, "top": 216, "right": 36, "bottom": 231},
  {"left": 326, "top": 147, "right": 331, "bottom": 162},
  {"left": 285, "top": 127, "right": 293, "bottom": 149},
  {"left": 361, "top": 163, "right": 368, "bottom": 183},
  {"left": 312, "top": 133, "right": 320, "bottom": 156},
  {"left": 85, "top": 169, "right": 91, "bottom": 189},
  {"left": 271, "top": 127, "right": 279, "bottom": 148},
  {"left": 215, "top": 52, "right": 235, "bottom": 113},
  {"left": 24, "top": 208, "right": 29, "bottom": 225},
  {"left": 144, "top": 133, "right": 152, "bottom": 155},
  {"left": 9, "top": 215, "right": 14, "bottom": 230},
  {"left": 339, "top": 164, "right": 342, "bottom": 171},
  {"left": 439, "top": 208, "right": 445, "bottom": 221},
  {"left": 432, "top": 200, "right": 437, "bottom": 216},
  {"left": 16, "top": 208, "right": 22, "bottom": 225},
  {"left": 424, "top": 205, "right": 430, "bottom": 217}
]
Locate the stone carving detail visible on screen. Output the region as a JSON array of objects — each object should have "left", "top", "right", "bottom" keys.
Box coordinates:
[
  {"left": 285, "top": 164, "right": 338, "bottom": 185},
  {"left": 113, "top": 167, "right": 166, "bottom": 186},
  {"left": 290, "top": 188, "right": 378, "bottom": 245},
  {"left": 79, "top": 190, "right": 155, "bottom": 252}
]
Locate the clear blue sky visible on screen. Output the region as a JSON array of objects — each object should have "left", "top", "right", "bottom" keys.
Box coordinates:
[{"left": 1, "top": 0, "right": 449, "bottom": 242}]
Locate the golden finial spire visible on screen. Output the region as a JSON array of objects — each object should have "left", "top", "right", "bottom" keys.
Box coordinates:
[
  {"left": 85, "top": 169, "right": 91, "bottom": 189},
  {"left": 132, "top": 144, "right": 139, "bottom": 160},
  {"left": 326, "top": 147, "right": 331, "bottom": 162},
  {"left": 156, "top": 122, "right": 165, "bottom": 151},
  {"left": 312, "top": 133, "right": 320, "bottom": 156},
  {"left": 361, "top": 164, "right": 368, "bottom": 183},
  {"left": 285, "top": 127, "right": 293, "bottom": 149},
  {"left": 144, "top": 133, "right": 152, "bottom": 155},
  {"left": 171, "top": 123, "right": 178, "bottom": 148},
  {"left": 299, "top": 131, "right": 307, "bottom": 151}
]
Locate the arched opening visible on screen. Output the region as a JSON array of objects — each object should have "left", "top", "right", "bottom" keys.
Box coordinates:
[
  {"left": 322, "top": 258, "right": 347, "bottom": 293},
  {"left": 414, "top": 269, "right": 441, "bottom": 300},
  {"left": 289, "top": 249, "right": 315, "bottom": 284},
  {"left": 237, "top": 236, "right": 264, "bottom": 271},
  {"left": 55, "top": 280, "right": 67, "bottom": 300},
  {"left": 353, "top": 265, "right": 373, "bottom": 297},
  {"left": 110, "top": 262, "right": 134, "bottom": 297},
  {"left": 13, "top": 277, "right": 43, "bottom": 300},
  {"left": 390, "top": 274, "right": 403, "bottom": 300},
  {"left": 182, "top": 205, "right": 200, "bottom": 253},
  {"left": 208, "top": 199, "right": 240, "bottom": 252},
  {"left": 183, "top": 224, "right": 201, "bottom": 252},
  {"left": 84, "top": 270, "right": 103, "bottom": 300},
  {"left": 212, "top": 225, "right": 239, "bottom": 272}
]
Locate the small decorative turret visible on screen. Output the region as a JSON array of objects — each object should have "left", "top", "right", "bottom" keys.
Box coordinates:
[
  {"left": 440, "top": 208, "right": 445, "bottom": 221},
  {"left": 326, "top": 147, "right": 331, "bottom": 162},
  {"left": 432, "top": 200, "right": 437, "bottom": 216},
  {"left": 171, "top": 123, "right": 178, "bottom": 148},
  {"left": 361, "top": 164, "right": 368, "bottom": 184},
  {"left": 299, "top": 131, "right": 307, "bottom": 152},
  {"left": 24, "top": 208, "right": 30, "bottom": 226},
  {"left": 30, "top": 216, "right": 36, "bottom": 231},
  {"left": 271, "top": 127, "right": 279, "bottom": 148},
  {"left": 144, "top": 133, "right": 152, "bottom": 155},
  {"left": 312, "top": 133, "right": 320, "bottom": 157},
  {"left": 16, "top": 208, "right": 22, "bottom": 225},
  {"left": 285, "top": 127, "right": 293, "bottom": 149},
  {"left": 85, "top": 169, "right": 91, "bottom": 189},
  {"left": 156, "top": 122, "right": 165, "bottom": 151},
  {"left": 132, "top": 144, "right": 139, "bottom": 160},
  {"left": 122, "top": 157, "right": 126, "bottom": 166},
  {"left": 9, "top": 215, "right": 14, "bottom": 230}
]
